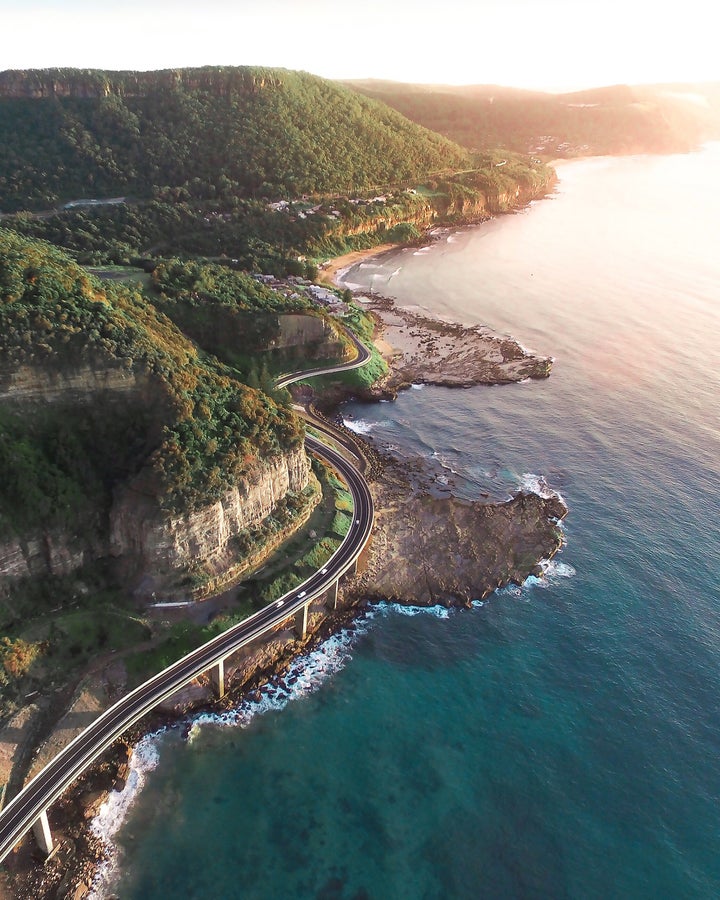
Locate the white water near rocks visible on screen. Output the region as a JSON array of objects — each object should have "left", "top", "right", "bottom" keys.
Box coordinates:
[{"left": 100, "top": 147, "right": 720, "bottom": 899}]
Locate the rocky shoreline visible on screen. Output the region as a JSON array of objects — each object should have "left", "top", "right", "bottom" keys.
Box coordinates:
[
  {"left": 2, "top": 259, "right": 566, "bottom": 899},
  {"left": 3, "top": 461, "right": 566, "bottom": 900},
  {"left": 364, "top": 293, "right": 552, "bottom": 393}
]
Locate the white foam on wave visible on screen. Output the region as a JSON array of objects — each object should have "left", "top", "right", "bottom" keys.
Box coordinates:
[
  {"left": 491, "top": 555, "right": 576, "bottom": 604},
  {"left": 541, "top": 558, "right": 576, "bottom": 580},
  {"left": 372, "top": 600, "right": 453, "bottom": 620},
  {"left": 88, "top": 590, "right": 521, "bottom": 894},
  {"left": 343, "top": 418, "right": 375, "bottom": 434},
  {"left": 191, "top": 625, "right": 373, "bottom": 732},
  {"left": 410, "top": 383, "right": 425, "bottom": 390},
  {"left": 91, "top": 733, "right": 161, "bottom": 841},
  {"left": 88, "top": 617, "right": 378, "bottom": 896},
  {"left": 447, "top": 235, "right": 458, "bottom": 244},
  {"left": 89, "top": 732, "right": 164, "bottom": 897},
  {"left": 520, "top": 472, "right": 566, "bottom": 504}
]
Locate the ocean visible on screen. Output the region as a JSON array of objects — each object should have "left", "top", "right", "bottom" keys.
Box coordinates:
[{"left": 95, "top": 147, "right": 720, "bottom": 899}]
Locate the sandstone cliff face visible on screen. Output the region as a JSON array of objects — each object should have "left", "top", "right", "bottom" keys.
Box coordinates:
[
  {"left": 338, "top": 202, "right": 436, "bottom": 239},
  {"left": 0, "top": 68, "right": 283, "bottom": 100},
  {"left": 274, "top": 314, "right": 345, "bottom": 355},
  {"left": 332, "top": 177, "right": 553, "bottom": 246},
  {"left": 0, "top": 355, "right": 311, "bottom": 597},
  {"left": 0, "top": 446, "right": 311, "bottom": 596},
  {"left": 109, "top": 446, "right": 310, "bottom": 592},
  {"left": 0, "top": 531, "right": 93, "bottom": 582},
  {"left": 0, "top": 361, "right": 151, "bottom": 406}
]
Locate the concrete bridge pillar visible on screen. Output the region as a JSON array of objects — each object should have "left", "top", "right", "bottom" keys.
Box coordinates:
[
  {"left": 325, "top": 579, "right": 339, "bottom": 611},
  {"left": 32, "top": 809, "right": 53, "bottom": 857},
  {"left": 294, "top": 602, "right": 309, "bottom": 639},
  {"left": 210, "top": 658, "right": 225, "bottom": 698}
]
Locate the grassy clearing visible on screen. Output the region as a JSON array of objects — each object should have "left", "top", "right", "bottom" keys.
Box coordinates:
[
  {"left": 330, "top": 510, "right": 351, "bottom": 537},
  {"left": 297, "top": 537, "right": 341, "bottom": 573},
  {"left": 0, "top": 567, "right": 151, "bottom": 719}
]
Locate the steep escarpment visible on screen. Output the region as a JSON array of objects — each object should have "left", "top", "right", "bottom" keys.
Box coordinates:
[
  {"left": 110, "top": 446, "right": 312, "bottom": 597},
  {"left": 0, "top": 232, "right": 309, "bottom": 595},
  {"left": 0, "top": 65, "right": 468, "bottom": 212},
  {"left": 149, "top": 261, "right": 350, "bottom": 371},
  {"left": 0, "top": 361, "right": 152, "bottom": 406},
  {"left": 0, "top": 65, "right": 554, "bottom": 279},
  {"left": 301, "top": 156, "right": 555, "bottom": 260},
  {"left": 0, "top": 66, "right": 288, "bottom": 100}
]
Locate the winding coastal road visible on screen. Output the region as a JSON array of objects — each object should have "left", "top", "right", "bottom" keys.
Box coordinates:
[{"left": 0, "top": 328, "right": 375, "bottom": 862}]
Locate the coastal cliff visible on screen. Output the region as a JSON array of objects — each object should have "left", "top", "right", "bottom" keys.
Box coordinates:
[
  {"left": 0, "top": 67, "right": 289, "bottom": 100},
  {"left": 0, "top": 444, "right": 311, "bottom": 596},
  {"left": 110, "top": 446, "right": 311, "bottom": 597},
  {"left": 0, "top": 361, "right": 152, "bottom": 406},
  {"left": 0, "top": 232, "right": 311, "bottom": 601}
]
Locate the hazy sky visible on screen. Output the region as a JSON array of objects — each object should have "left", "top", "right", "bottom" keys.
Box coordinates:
[{"left": 2, "top": 0, "right": 718, "bottom": 92}]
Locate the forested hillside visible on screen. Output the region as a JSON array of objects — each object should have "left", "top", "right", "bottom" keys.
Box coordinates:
[
  {"left": 0, "top": 67, "right": 468, "bottom": 211},
  {"left": 0, "top": 67, "right": 559, "bottom": 272},
  {"left": 2, "top": 147, "right": 553, "bottom": 271},
  {"left": 0, "top": 231, "right": 305, "bottom": 528},
  {"left": 344, "top": 80, "right": 720, "bottom": 156}
]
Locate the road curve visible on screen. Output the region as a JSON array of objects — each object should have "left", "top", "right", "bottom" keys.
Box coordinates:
[{"left": 0, "top": 328, "right": 374, "bottom": 862}]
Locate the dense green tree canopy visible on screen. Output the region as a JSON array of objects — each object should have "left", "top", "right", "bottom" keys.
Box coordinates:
[
  {"left": 0, "top": 66, "right": 469, "bottom": 212},
  {"left": 0, "top": 231, "right": 304, "bottom": 531}
]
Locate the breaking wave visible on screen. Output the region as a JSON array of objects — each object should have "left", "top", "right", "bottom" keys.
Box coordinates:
[
  {"left": 89, "top": 733, "right": 164, "bottom": 896},
  {"left": 88, "top": 612, "right": 383, "bottom": 896},
  {"left": 494, "top": 555, "right": 576, "bottom": 601},
  {"left": 343, "top": 417, "right": 375, "bottom": 434},
  {"left": 520, "top": 472, "right": 566, "bottom": 504}
]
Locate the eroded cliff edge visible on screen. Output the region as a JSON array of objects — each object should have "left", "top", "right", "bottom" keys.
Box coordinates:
[{"left": 0, "top": 357, "right": 312, "bottom": 597}]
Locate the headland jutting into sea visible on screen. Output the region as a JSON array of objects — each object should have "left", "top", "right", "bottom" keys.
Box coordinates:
[{"left": 3, "top": 195, "right": 568, "bottom": 898}]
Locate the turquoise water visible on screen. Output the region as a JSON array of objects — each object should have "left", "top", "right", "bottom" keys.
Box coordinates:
[{"left": 100, "top": 148, "right": 720, "bottom": 899}]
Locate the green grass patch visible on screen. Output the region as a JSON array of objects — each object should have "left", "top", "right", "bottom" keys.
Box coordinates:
[
  {"left": 330, "top": 510, "right": 351, "bottom": 537},
  {"left": 334, "top": 489, "right": 353, "bottom": 513},
  {"left": 296, "top": 537, "right": 341, "bottom": 574},
  {"left": 257, "top": 571, "right": 305, "bottom": 605},
  {"left": 45, "top": 607, "right": 151, "bottom": 663}
]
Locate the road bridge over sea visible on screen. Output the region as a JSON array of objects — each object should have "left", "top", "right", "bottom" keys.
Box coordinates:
[{"left": 0, "top": 328, "right": 375, "bottom": 862}]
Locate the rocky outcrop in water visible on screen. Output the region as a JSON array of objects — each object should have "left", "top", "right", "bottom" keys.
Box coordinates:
[{"left": 357, "top": 464, "right": 567, "bottom": 606}]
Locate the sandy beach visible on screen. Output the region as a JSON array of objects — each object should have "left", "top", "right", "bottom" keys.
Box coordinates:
[
  {"left": 319, "top": 239, "right": 553, "bottom": 388},
  {"left": 317, "top": 243, "right": 399, "bottom": 286}
]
